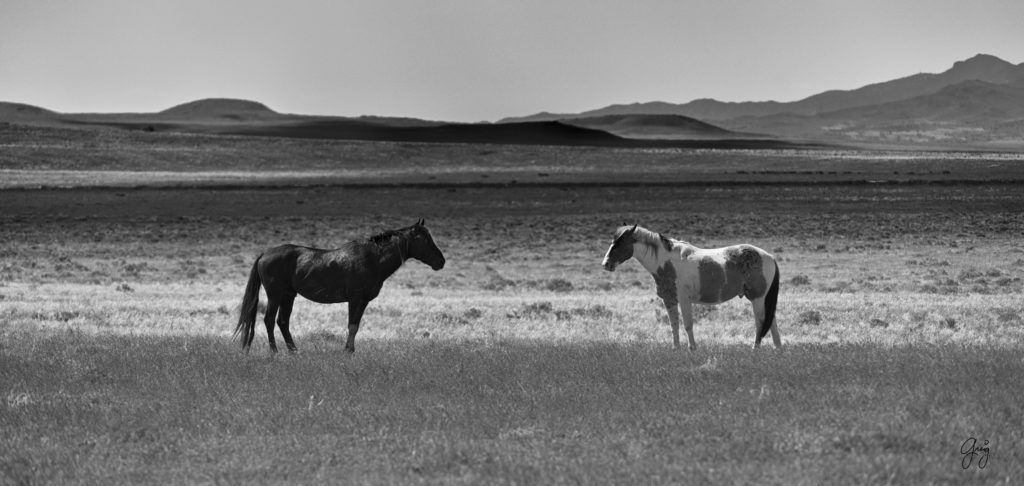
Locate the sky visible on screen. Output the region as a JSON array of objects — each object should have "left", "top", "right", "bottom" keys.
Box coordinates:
[{"left": 2, "top": 0, "right": 1022, "bottom": 122}]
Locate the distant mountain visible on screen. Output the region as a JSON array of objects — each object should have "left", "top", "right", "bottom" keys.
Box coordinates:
[
  {"left": 719, "top": 78, "right": 1024, "bottom": 144},
  {"left": 791, "top": 54, "right": 1024, "bottom": 116},
  {"left": 501, "top": 54, "right": 1024, "bottom": 146},
  {"left": 504, "top": 54, "right": 1024, "bottom": 124},
  {"left": 817, "top": 79, "right": 1024, "bottom": 143},
  {"left": 828, "top": 79, "right": 1024, "bottom": 122},
  {"left": 158, "top": 98, "right": 282, "bottom": 121}
]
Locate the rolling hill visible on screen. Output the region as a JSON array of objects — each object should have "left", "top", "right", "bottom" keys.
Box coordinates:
[
  {"left": 0, "top": 102, "right": 61, "bottom": 122},
  {"left": 0, "top": 99, "right": 797, "bottom": 149},
  {"left": 157, "top": 98, "right": 284, "bottom": 121}
]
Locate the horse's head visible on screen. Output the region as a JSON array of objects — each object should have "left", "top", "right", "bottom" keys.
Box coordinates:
[
  {"left": 406, "top": 219, "right": 446, "bottom": 271},
  {"left": 602, "top": 224, "right": 637, "bottom": 271}
]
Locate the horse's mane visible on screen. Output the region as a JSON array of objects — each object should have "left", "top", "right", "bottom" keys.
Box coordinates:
[
  {"left": 630, "top": 225, "right": 692, "bottom": 252},
  {"left": 368, "top": 225, "right": 415, "bottom": 246},
  {"left": 633, "top": 226, "right": 662, "bottom": 244}
]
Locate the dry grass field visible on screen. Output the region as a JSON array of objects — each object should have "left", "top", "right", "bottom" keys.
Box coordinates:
[{"left": 2, "top": 129, "right": 1023, "bottom": 484}]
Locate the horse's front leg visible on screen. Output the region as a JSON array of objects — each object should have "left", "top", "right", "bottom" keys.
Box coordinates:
[
  {"left": 345, "top": 299, "right": 368, "bottom": 353},
  {"left": 663, "top": 299, "right": 681, "bottom": 349},
  {"left": 679, "top": 298, "right": 696, "bottom": 351}
]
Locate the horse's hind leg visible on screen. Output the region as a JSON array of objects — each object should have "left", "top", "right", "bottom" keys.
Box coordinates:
[
  {"left": 751, "top": 297, "right": 766, "bottom": 349},
  {"left": 264, "top": 299, "right": 280, "bottom": 353},
  {"left": 276, "top": 294, "right": 297, "bottom": 353},
  {"left": 769, "top": 321, "right": 782, "bottom": 348}
]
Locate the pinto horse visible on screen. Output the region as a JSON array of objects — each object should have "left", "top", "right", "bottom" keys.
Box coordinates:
[
  {"left": 235, "top": 219, "right": 445, "bottom": 353},
  {"left": 602, "top": 224, "right": 781, "bottom": 350}
]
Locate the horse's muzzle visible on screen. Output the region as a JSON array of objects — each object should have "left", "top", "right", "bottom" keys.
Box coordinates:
[
  {"left": 603, "top": 260, "right": 617, "bottom": 272},
  {"left": 431, "top": 260, "right": 445, "bottom": 271}
]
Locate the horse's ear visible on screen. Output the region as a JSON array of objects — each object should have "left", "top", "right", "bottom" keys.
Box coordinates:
[
  {"left": 417, "top": 218, "right": 425, "bottom": 226},
  {"left": 629, "top": 224, "right": 637, "bottom": 233}
]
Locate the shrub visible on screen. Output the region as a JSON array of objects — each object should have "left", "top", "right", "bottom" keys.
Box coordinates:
[
  {"left": 937, "top": 316, "right": 957, "bottom": 330},
  {"left": 957, "top": 268, "right": 983, "bottom": 280},
  {"left": 507, "top": 302, "right": 553, "bottom": 319},
  {"left": 482, "top": 266, "right": 516, "bottom": 291},
  {"left": 907, "top": 311, "right": 928, "bottom": 323},
  {"left": 482, "top": 273, "right": 515, "bottom": 291},
  {"left": 995, "top": 309, "right": 1021, "bottom": 323},
  {"left": 545, "top": 278, "right": 574, "bottom": 293},
  {"left": 573, "top": 305, "right": 614, "bottom": 320},
  {"left": 434, "top": 312, "right": 468, "bottom": 326},
  {"left": 798, "top": 310, "right": 822, "bottom": 326},
  {"left": 789, "top": 275, "right": 811, "bottom": 286},
  {"left": 995, "top": 277, "right": 1018, "bottom": 288}
]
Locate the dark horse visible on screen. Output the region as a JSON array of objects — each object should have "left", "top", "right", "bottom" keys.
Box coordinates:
[{"left": 235, "top": 219, "right": 445, "bottom": 353}]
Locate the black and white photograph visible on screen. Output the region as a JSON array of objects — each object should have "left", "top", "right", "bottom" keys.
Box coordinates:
[{"left": 2, "top": 0, "right": 1021, "bottom": 483}]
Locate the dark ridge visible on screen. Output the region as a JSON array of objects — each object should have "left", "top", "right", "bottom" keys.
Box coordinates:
[
  {"left": 217, "top": 119, "right": 630, "bottom": 146},
  {"left": 570, "top": 114, "right": 729, "bottom": 130},
  {"left": 212, "top": 118, "right": 812, "bottom": 149},
  {"left": 565, "top": 114, "right": 744, "bottom": 139}
]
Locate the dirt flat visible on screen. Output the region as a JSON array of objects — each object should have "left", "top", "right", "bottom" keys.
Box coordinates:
[{"left": 4, "top": 183, "right": 1023, "bottom": 220}]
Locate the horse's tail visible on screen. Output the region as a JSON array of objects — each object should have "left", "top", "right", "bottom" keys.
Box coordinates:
[
  {"left": 757, "top": 262, "right": 780, "bottom": 341},
  {"left": 235, "top": 256, "right": 262, "bottom": 349}
]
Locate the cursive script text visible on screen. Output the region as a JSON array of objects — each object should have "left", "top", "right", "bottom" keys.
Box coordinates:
[{"left": 960, "top": 437, "right": 990, "bottom": 469}]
